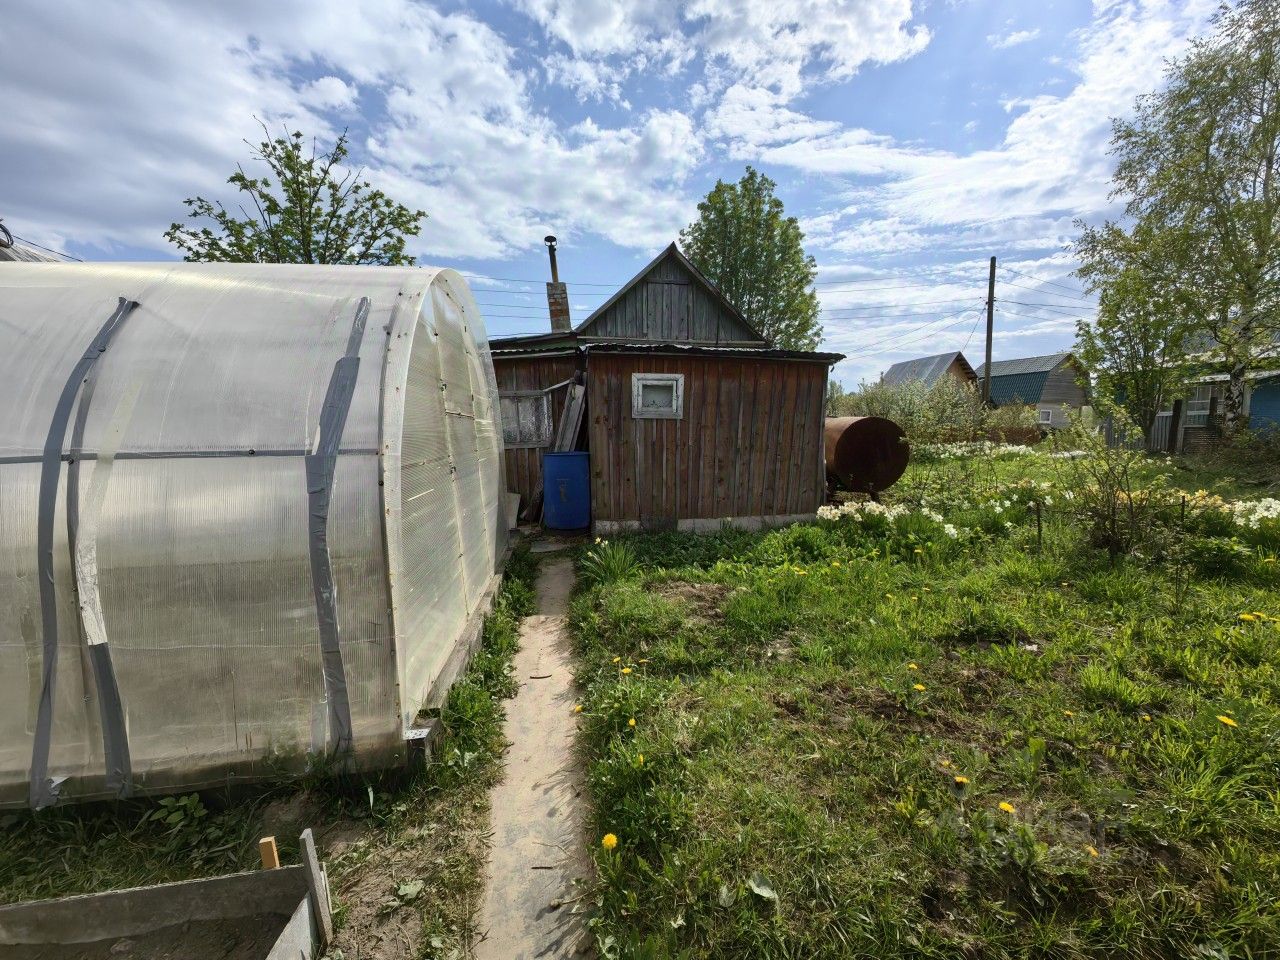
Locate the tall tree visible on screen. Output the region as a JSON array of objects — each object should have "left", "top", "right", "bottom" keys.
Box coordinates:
[
  {"left": 1074, "top": 222, "right": 1198, "bottom": 441},
  {"left": 166, "top": 125, "right": 426, "bottom": 265},
  {"left": 1103, "top": 0, "right": 1280, "bottom": 434},
  {"left": 679, "top": 167, "right": 822, "bottom": 349}
]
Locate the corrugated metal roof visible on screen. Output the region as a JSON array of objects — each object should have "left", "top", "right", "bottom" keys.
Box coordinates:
[
  {"left": 882, "top": 351, "right": 975, "bottom": 387},
  {"left": 986, "top": 371, "right": 1050, "bottom": 405},
  {"left": 974, "top": 352, "right": 1071, "bottom": 379},
  {"left": 584, "top": 342, "right": 844, "bottom": 364},
  {"left": 0, "top": 241, "right": 63, "bottom": 263}
]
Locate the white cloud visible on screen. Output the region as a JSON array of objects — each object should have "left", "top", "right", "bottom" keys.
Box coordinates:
[
  {"left": 0, "top": 0, "right": 707, "bottom": 260},
  {"left": 987, "top": 27, "right": 1041, "bottom": 49},
  {"left": 745, "top": 0, "right": 1218, "bottom": 256},
  {"left": 521, "top": 0, "right": 931, "bottom": 104}
]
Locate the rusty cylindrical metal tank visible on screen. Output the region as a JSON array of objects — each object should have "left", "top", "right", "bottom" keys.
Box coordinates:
[{"left": 824, "top": 416, "right": 910, "bottom": 494}]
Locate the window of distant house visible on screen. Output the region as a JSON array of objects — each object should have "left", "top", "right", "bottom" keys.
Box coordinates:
[
  {"left": 631, "top": 373, "right": 684, "bottom": 419},
  {"left": 499, "top": 391, "right": 553, "bottom": 447},
  {"left": 1038, "top": 408, "right": 1053, "bottom": 424}
]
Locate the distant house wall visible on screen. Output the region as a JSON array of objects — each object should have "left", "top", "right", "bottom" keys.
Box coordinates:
[
  {"left": 586, "top": 351, "right": 828, "bottom": 530},
  {"left": 944, "top": 357, "right": 975, "bottom": 384},
  {"left": 1036, "top": 362, "right": 1088, "bottom": 427},
  {"left": 1249, "top": 378, "right": 1280, "bottom": 431},
  {"left": 582, "top": 252, "right": 762, "bottom": 345}
]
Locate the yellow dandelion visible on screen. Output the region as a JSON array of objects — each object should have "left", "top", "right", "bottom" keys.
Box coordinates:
[
  {"left": 940, "top": 758, "right": 952, "bottom": 768},
  {"left": 601, "top": 833, "right": 618, "bottom": 851},
  {"left": 612, "top": 656, "right": 621, "bottom": 663},
  {"left": 1063, "top": 710, "right": 1075, "bottom": 717},
  {"left": 621, "top": 667, "right": 633, "bottom": 675},
  {"left": 573, "top": 704, "right": 583, "bottom": 713},
  {"left": 908, "top": 662, "right": 919, "bottom": 670},
  {"left": 953, "top": 775, "right": 969, "bottom": 786},
  {"left": 1239, "top": 613, "right": 1258, "bottom": 622},
  {"left": 637, "top": 754, "right": 644, "bottom": 765},
  {"left": 1141, "top": 713, "right": 1151, "bottom": 722},
  {"left": 638, "top": 658, "right": 650, "bottom": 664},
  {"left": 1216, "top": 714, "right": 1238, "bottom": 728},
  {"left": 628, "top": 717, "right": 636, "bottom": 727},
  {"left": 913, "top": 683, "right": 926, "bottom": 692},
  {"left": 999, "top": 801, "right": 1017, "bottom": 814},
  {"left": 1086, "top": 845, "right": 1099, "bottom": 858},
  {"left": 832, "top": 560, "right": 841, "bottom": 567}
]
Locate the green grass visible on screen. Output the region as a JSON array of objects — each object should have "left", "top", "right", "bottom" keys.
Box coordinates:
[
  {"left": 0, "top": 547, "right": 539, "bottom": 959},
  {"left": 571, "top": 457, "right": 1280, "bottom": 959}
]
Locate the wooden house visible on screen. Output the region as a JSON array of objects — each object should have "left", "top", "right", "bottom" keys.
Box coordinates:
[
  {"left": 976, "top": 352, "right": 1088, "bottom": 428},
  {"left": 881, "top": 351, "right": 978, "bottom": 388},
  {"left": 490, "top": 241, "right": 842, "bottom": 531}
]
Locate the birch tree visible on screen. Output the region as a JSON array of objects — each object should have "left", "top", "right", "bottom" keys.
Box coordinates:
[{"left": 1105, "top": 0, "right": 1280, "bottom": 434}]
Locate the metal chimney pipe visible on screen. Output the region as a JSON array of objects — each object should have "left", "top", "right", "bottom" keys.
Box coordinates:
[
  {"left": 543, "top": 235, "right": 571, "bottom": 333},
  {"left": 544, "top": 235, "right": 560, "bottom": 283}
]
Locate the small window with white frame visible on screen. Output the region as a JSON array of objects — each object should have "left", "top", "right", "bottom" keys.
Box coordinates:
[
  {"left": 1038, "top": 407, "right": 1053, "bottom": 425},
  {"left": 631, "top": 373, "right": 684, "bottom": 419}
]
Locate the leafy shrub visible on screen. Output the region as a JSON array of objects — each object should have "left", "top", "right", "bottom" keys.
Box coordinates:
[
  {"left": 1049, "top": 405, "right": 1177, "bottom": 559},
  {"left": 829, "top": 376, "right": 1040, "bottom": 445}
]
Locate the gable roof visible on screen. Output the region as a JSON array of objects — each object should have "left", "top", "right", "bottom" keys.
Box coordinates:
[
  {"left": 575, "top": 242, "right": 766, "bottom": 343},
  {"left": 975, "top": 352, "right": 1077, "bottom": 406},
  {"left": 975, "top": 352, "right": 1072, "bottom": 379},
  {"left": 882, "top": 351, "right": 976, "bottom": 387}
]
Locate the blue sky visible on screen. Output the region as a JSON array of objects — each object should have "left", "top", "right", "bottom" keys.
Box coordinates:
[{"left": 1, "top": 0, "right": 1218, "bottom": 384}]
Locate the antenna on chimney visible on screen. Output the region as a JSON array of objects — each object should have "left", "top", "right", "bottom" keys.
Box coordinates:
[{"left": 544, "top": 235, "right": 571, "bottom": 333}]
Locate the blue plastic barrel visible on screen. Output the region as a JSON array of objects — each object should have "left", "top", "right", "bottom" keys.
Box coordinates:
[{"left": 543, "top": 452, "right": 590, "bottom": 529}]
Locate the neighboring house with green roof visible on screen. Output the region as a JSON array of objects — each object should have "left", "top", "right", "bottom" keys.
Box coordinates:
[{"left": 976, "top": 352, "right": 1089, "bottom": 428}]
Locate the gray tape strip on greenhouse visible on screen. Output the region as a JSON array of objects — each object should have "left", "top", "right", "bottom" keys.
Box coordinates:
[
  {"left": 30, "top": 297, "right": 138, "bottom": 809},
  {"left": 73, "top": 381, "right": 143, "bottom": 796},
  {"left": 306, "top": 297, "right": 370, "bottom": 755}
]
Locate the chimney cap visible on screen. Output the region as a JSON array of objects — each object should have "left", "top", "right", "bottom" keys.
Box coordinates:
[{"left": 543, "top": 235, "right": 557, "bottom": 248}]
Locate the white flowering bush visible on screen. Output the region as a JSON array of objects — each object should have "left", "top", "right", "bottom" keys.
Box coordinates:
[
  {"left": 913, "top": 441, "right": 1039, "bottom": 462},
  {"left": 1226, "top": 498, "right": 1280, "bottom": 529}
]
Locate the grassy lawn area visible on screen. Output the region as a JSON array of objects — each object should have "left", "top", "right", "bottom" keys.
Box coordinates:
[
  {"left": 572, "top": 449, "right": 1280, "bottom": 959},
  {"left": 0, "top": 548, "right": 538, "bottom": 959}
]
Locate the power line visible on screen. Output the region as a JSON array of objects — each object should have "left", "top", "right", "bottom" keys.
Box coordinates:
[
  {"left": 816, "top": 280, "right": 964, "bottom": 293},
  {"left": 836, "top": 303, "right": 985, "bottom": 361},
  {"left": 998, "top": 277, "right": 1096, "bottom": 303},
  {"left": 998, "top": 299, "right": 1095, "bottom": 318},
  {"left": 995, "top": 306, "right": 1086, "bottom": 326},
  {"left": 840, "top": 312, "right": 985, "bottom": 362},
  {"left": 822, "top": 297, "right": 978, "bottom": 315},
  {"left": 1001, "top": 267, "right": 1090, "bottom": 298}
]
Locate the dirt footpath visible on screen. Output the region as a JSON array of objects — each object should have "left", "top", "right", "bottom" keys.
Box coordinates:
[{"left": 474, "top": 554, "right": 592, "bottom": 959}]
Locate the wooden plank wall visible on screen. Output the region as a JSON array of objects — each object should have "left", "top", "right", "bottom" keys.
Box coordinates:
[
  {"left": 586, "top": 353, "right": 828, "bottom": 525},
  {"left": 493, "top": 353, "right": 579, "bottom": 506},
  {"left": 584, "top": 252, "right": 763, "bottom": 345}
]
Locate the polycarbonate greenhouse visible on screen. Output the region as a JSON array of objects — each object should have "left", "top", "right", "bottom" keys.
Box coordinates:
[{"left": 0, "top": 263, "right": 507, "bottom": 809}]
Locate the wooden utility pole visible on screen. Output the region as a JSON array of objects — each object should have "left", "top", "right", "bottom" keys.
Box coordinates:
[{"left": 982, "top": 256, "right": 996, "bottom": 403}]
